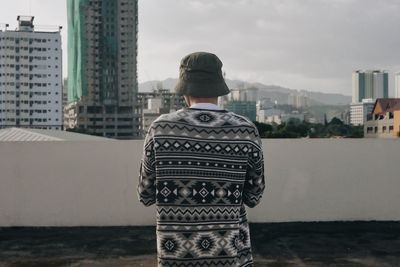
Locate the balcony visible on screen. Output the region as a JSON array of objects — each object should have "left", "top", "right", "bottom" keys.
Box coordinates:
[{"left": 0, "top": 139, "right": 400, "bottom": 266}]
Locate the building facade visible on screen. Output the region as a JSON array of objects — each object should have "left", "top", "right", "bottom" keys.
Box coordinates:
[
  {"left": 256, "top": 108, "right": 283, "bottom": 124},
  {"left": 225, "top": 101, "right": 256, "bottom": 121},
  {"left": 395, "top": 72, "right": 400, "bottom": 98},
  {"left": 350, "top": 99, "right": 375, "bottom": 126},
  {"left": 65, "top": 0, "right": 140, "bottom": 139},
  {"left": 364, "top": 99, "right": 400, "bottom": 138},
  {"left": 138, "top": 88, "right": 185, "bottom": 134},
  {"left": 137, "top": 88, "right": 185, "bottom": 112},
  {"left": 352, "top": 70, "right": 388, "bottom": 103},
  {"left": 227, "top": 88, "right": 259, "bottom": 102},
  {"left": 288, "top": 92, "right": 309, "bottom": 108},
  {"left": 0, "top": 16, "right": 62, "bottom": 130}
]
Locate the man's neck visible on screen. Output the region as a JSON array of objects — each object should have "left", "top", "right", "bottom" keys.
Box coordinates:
[
  {"left": 189, "top": 103, "right": 222, "bottom": 110},
  {"left": 185, "top": 96, "right": 218, "bottom": 106}
]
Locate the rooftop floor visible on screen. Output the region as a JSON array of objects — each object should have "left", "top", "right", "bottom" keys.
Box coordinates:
[{"left": 1, "top": 222, "right": 400, "bottom": 267}]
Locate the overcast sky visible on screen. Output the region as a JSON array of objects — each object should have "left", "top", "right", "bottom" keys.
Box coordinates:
[{"left": 1, "top": 0, "right": 400, "bottom": 95}]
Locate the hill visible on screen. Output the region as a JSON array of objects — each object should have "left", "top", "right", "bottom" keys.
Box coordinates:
[{"left": 139, "top": 78, "right": 351, "bottom": 106}]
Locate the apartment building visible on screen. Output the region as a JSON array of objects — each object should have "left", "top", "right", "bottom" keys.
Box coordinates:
[
  {"left": 0, "top": 16, "right": 62, "bottom": 130},
  {"left": 138, "top": 88, "right": 185, "bottom": 133},
  {"left": 137, "top": 88, "right": 185, "bottom": 112},
  {"left": 288, "top": 92, "right": 310, "bottom": 108},
  {"left": 65, "top": 0, "right": 140, "bottom": 139},
  {"left": 351, "top": 70, "right": 388, "bottom": 125},
  {"left": 225, "top": 101, "right": 257, "bottom": 121},
  {"left": 350, "top": 99, "right": 375, "bottom": 126},
  {"left": 364, "top": 98, "right": 400, "bottom": 138},
  {"left": 352, "top": 70, "right": 388, "bottom": 103}
]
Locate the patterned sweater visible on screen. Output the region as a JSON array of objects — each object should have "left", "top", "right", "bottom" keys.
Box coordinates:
[{"left": 138, "top": 108, "right": 265, "bottom": 267}]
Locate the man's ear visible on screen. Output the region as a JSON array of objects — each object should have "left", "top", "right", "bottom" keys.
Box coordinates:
[
  {"left": 182, "top": 96, "right": 189, "bottom": 107},
  {"left": 183, "top": 96, "right": 191, "bottom": 107}
]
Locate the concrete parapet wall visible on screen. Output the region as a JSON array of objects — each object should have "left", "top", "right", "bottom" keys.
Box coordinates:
[{"left": 0, "top": 139, "right": 399, "bottom": 226}]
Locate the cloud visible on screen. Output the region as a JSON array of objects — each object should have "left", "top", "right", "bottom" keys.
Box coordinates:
[
  {"left": 2, "top": 0, "right": 399, "bottom": 95},
  {"left": 139, "top": 0, "right": 400, "bottom": 95}
]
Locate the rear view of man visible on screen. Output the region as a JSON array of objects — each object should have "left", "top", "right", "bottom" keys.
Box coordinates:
[{"left": 138, "top": 52, "right": 265, "bottom": 267}]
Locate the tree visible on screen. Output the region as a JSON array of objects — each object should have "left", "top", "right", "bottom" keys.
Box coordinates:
[
  {"left": 329, "top": 117, "right": 344, "bottom": 126},
  {"left": 253, "top": 121, "right": 273, "bottom": 138},
  {"left": 254, "top": 116, "right": 364, "bottom": 139}
]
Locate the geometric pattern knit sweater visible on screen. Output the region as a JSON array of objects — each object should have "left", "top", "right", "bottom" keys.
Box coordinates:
[{"left": 138, "top": 107, "right": 265, "bottom": 267}]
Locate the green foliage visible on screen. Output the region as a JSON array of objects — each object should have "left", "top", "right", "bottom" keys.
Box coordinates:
[
  {"left": 253, "top": 121, "right": 273, "bottom": 136},
  {"left": 253, "top": 117, "right": 364, "bottom": 139}
]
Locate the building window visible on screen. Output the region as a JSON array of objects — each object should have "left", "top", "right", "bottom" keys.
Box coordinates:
[{"left": 383, "top": 126, "right": 387, "bottom": 133}]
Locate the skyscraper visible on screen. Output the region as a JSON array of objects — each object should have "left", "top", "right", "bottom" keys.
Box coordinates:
[
  {"left": 351, "top": 70, "right": 389, "bottom": 125},
  {"left": 65, "top": 0, "right": 140, "bottom": 139},
  {"left": 395, "top": 72, "right": 400, "bottom": 98},
  {"left": 352, "top": 70, "right": 388, "bottom": 103},
  {"left": 0, "top": 16, "right": 63, "bottom": 130}
]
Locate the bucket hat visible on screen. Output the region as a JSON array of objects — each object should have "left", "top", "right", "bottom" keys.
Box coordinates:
[{"left": 175, "top": 52, "right": 230, "bottom": 97}]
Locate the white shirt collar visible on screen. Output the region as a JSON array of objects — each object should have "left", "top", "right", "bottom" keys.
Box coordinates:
[{"left": 190, "top": 103, "right": 222, "bottom": 110}]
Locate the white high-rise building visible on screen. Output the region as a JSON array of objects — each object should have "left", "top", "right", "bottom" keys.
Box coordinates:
[
  {"left": 229, "top": 89, "right": 246, "bottom": 101},
  {"left": 350, "top": 99, "right": 375, "bottom": 126},
  {"left": 0, "top": 16, "right": 62, "bottom": 130},
  {"left": 288, "top": 92, "right": 309, "bottom": 108},
  {"left": 395, "top": 72, "right": 400, "bottom": 98},
  {"left": 228, "top": 88, "right": 259, "bottom": 102}
]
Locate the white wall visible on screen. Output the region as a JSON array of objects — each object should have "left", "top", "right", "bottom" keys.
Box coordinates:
[{"left": 0, "top": 139, "right": 399, "bottom": 227}]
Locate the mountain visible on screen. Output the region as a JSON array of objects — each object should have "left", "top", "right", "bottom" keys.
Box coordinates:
[
  {"left": 139, "top": 78, "right": 178, "bottom": 92},
  {"left": 139, "top": 78, "right": 351, "bottom": 106}
]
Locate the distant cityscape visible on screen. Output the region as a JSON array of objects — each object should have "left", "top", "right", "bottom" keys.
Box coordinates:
[{"left": 1, "top": 0, "right": 400, "bottom": 139}]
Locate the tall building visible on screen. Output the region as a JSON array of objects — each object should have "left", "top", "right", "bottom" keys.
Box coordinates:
[
  {"left": 395, "top": 72, "right": 400, "bottom": 98},
  {"left": 137, "top": 88, "right": 185, "bottom": 112},
  {"left": 288, "top": 92, "right": 309, "bottom": 108},
  {"left": 352, "top": 70, "right": 388, "bottom": 103},
  {"left": 245, "top": 87, "right": 259, "bottom": 102},
  {"left": 228, "top": 87, "right": 259, "bottom": 102},
  {"left": 225, "top": 101, "right": 256, "bottom": 121},
  {"left": 65, "top": 0, "right": 140, "bottom": 139},
  {"left": 0, "top": 16, "right": 62, "bottom": 130},
  {"left": 256, "top": 98, "right": 274, "bottom": 111},
  {"left": 138, "top": 88, "right": 185, "bottom": 134}
]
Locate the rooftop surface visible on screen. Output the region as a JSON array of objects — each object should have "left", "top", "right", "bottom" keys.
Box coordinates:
[
  {"left": 1, "top": 221, "right": 400, "bottom": 267},
  {"left": 0, "top": 128, "right": 112, "bottom": 142}
]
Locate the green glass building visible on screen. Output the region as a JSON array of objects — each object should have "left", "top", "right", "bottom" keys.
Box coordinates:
[
  {"left": 225, "top": 101, "right": 257, "bottom": 122},
  {"left": 66, "top": 0, "right": 140, "bottom": 139},
  {"left": 352, "top": 70, "right": 389, "bottom": 103}
]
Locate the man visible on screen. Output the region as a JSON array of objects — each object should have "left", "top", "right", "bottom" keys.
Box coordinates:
[{"left": 138, "top": 52, "right": 265, "bottom": 267}]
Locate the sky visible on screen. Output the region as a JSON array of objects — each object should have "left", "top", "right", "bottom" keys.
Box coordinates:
[{"left": 1, "top": 0, "right": 400, "bottom": 96}]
